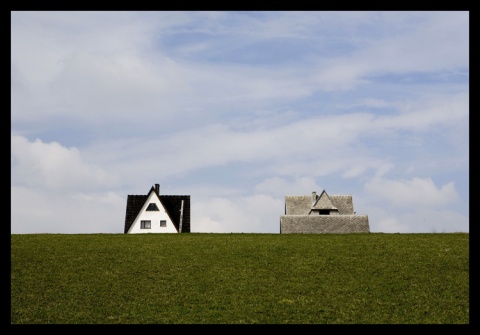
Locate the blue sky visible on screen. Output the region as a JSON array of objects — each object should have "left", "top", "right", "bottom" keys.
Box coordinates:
[{"left": 11, "top": 11, "right": 469, "bottom": 234}]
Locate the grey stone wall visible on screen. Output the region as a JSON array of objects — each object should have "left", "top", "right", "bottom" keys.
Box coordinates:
[{"left": 280, "top": 215, "right": 370, "bottom": 234}]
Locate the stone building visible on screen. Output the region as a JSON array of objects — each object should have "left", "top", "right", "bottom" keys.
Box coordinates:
[{"left": 280, "top": 190, "right": 369, "bottom": 234}]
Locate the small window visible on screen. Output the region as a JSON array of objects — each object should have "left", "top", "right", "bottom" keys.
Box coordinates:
[
  {"left": 141, "top": 220, "right": 151, "bottom": 229},
  {"left": 146, "top": 203, "right": 159, "bottom": 211},
  {"left": 319, "top": 209, "right": 330, "bottom": 215},
  {"left": 160, "top": 220, "right": 167, "bottom": 227}
]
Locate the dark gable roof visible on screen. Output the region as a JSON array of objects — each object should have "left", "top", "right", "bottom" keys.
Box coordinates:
[
  {"left": 124, "top": 195, "right": 148, "bottom": 233},
  {"left": 159, "top": 195, "right": 190, "bottom": 233},
  {"left": 124, "top": 186, "right": 191, "bottom": 233}
]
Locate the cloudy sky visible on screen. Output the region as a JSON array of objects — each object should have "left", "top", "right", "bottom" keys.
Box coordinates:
[{"left": 11, "top": 11, "right": 469, "bottom": 234}]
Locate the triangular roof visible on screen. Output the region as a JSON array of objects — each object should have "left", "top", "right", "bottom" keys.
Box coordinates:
[
  {"left": 312, "top": 190, "right": 338, "bottom": 210},
  {"left": 124, "top": 186, "right": 190, "bottom": 233},
  {"left": 285, "top": 190, "right": 355, "bottom": 215}
]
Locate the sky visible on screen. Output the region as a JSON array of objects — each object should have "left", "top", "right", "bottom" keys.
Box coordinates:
[{"left": 11, "top": 11, "right": 469, "bottom": 234}]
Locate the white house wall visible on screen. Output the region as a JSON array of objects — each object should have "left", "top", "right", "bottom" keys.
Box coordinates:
[{"left": 127, "top": 192, "right": 178, "bottom": 234}]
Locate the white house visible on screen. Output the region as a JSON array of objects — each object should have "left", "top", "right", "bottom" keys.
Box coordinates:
[{"left": 124, "top": 184, "right": 190, "bottom": 234}]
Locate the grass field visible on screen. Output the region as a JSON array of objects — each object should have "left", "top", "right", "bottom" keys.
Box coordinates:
[{"left": 11, "top": 233, "right": 469, "bottom": 324}]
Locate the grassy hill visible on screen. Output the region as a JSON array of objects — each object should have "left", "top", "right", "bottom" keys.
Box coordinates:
[{"left": 11, "top": 233, "right": 469, "bottom": 324}]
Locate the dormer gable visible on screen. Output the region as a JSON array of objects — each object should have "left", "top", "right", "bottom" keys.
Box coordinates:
[{"left": 312, "top": 190, "right": 338, "bottom": 210}]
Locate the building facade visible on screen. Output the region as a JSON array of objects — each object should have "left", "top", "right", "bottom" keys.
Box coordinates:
[
  {"left": 280, "top": 190, "right": 369, "bottom": 234},
  {"left": 124, "top": 184, "right": 190, "bottom": 234}
]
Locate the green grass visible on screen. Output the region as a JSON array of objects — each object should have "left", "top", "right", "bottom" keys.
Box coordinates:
[{"left": 11, "top": 233, "right": 469, "bottom": 324}]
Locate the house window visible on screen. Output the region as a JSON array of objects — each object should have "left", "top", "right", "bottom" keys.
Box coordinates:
[
  {"left": 146, "top": 203, "right": 159, "bottom": 211},
  {"left": 160, "top": 220, "right": 167, "bottom": 227},
  {"left": 319, "top": 210, "right": 330, "bottom": 215},
  {"left": 141, "top": 220, "right": 151, "bottom": 229}
]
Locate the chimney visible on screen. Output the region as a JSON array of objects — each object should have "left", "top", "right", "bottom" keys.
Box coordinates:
[
  {"left": 155, "top": 184, "right": 160, "bottom": 195},
  {"left": 312, "top": 191, "right": 317, "bottom": 204}
]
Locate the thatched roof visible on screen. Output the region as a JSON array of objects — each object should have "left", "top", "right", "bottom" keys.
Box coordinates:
[{"left": 285, "top": 190, "right": 354, "bottom": 215}]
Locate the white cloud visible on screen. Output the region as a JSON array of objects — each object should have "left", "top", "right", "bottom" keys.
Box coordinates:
[
  {"left": 145, "top": 113, "right": 374, "bottom": 172},
  {"left": 11, "top": 11, "right": 469, "bottom": 235},
  {"left": 192, "top": 194, "right": 283, "bottom": 233},
  {"left": 366, "top": 204, "right": 469, "bottom": 233},
  {"left": 58, "top": 52, "right": 179, "bottom": 95},
  {"left": 254, "top": 177, "right": 322, "bottom": 197},
  {"left": 371, "top": 216, "right": 411, "bottom": 234},
  {"left": 372, "top": 92, "right": 468, "bottom": 132},
  {"left": 397, "top": 209, "right": 469, "bottom": 233},
  {"left": 11, "top": 186, "right": 125, "bottom": 234},
  {"left": 309, "top": 11, "right": 468, "bottom": 92},
  {"left": 78, "top": 111, "right": 385, "bottom": 186},
  {"left": 364, "top": 176, "right": 459, "bottom": 209},
  {"left": 11, "top": 135, "right": 117, "bottom": 192}
]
